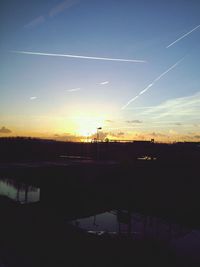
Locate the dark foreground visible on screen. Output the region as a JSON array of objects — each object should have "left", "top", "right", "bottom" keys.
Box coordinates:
[{"left": 0, "top": 139, "right": 200, "bottom": 266}]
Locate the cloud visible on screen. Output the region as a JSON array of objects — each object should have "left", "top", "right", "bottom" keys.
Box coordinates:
[
  {"left": 100, "top": 81, "right": 109, "bottom": 85},
  {"left": 99, "top": 131, "right": 125, "bottom": 139},
  {"left": 104, "top": 126, "right": 138, "bottom": 131},
  {"left": 30, "top": 96, "right": 37, "bottom": 100},
  {"left": 142, "top": 91, "right": 200, "bottom": 121},
  {"left": 167, "top": 24, "right": 200, "bottom": 48},
  {"left": 111, "top": 132, "right": 125, "bottom": 138},
  {"left": 53, "top": 133, "right": 82, "bottom": 142},
  {"left": 124, "top": 106, "right": 155, "bottom": 110},
  {"left": 24, "top": 16, "right": 45, "bottom": 29},
  {"left": 66, "top": 88, "right": 81, "bottom": 92},
  {"left": 49, "top": 0, "right": 79, "bottom": 18},
  {"left": 169, "top": 129, "right": 178, "bottom": 135},
  {"left": 126, "top": 120, "right": 142, "bottom": 124},
  {"left": 149, "top": 132, "right": 167, "bottom": 138},
  {"left": 12, "top": 51, "right": 146, "bottom": 63},
  {"left": 24, "top": 0, "right": 79, "bottom": 29},
  {"left": 0, "top": 126, "right": 12, "bottom": 134},
  {"left": 193, "top": 135, "right": 200, "bottom": 139},
  {"left": 117, "top": 132, "right": 125, "bottom": 136},
  {"left": 105, "top": 120, "right": 114, "bottom": 123}
]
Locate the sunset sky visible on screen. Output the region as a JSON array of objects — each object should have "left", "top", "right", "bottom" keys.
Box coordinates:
[{"left": 1, "top": 0, "right": 200, "bottom": 142}]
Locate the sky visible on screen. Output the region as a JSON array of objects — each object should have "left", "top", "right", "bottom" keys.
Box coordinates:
[{"left": 0, "top": 0, "right": 200, "bottom": 142}]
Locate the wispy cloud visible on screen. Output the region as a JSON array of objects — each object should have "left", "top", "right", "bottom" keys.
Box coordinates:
[
  {"left": 24, "top": 16, "right": 45, "bottom": 29},
  {"left": 30, "top": 96, "right": 37, "bottom": 100},
  {"left": 12, "top": 51, "right": 146, "bottom": 63},
  {"left": 149, "top": 132, "right": 167, "bottom": 138},
  {"left": 167, "top": 24, "right": 200, "bottom": 48},
  {"left": 142, "top": 91, "right": 200, "bottom": 121},
  {"left": 105, "top": 120, "right": 114, "bottom": 123},
  {"left": 126, "top": 120, "right": 142, "bottom": 124},
  {"left": 24, "top": 0, "right": 78, "bottom": 29},
  {"left": 0, "top": 126, "right": 12, "bottom": 134},
  {"left": 117, "top": 132, "right": 125, "bottom": 136},
  {"left": 66, "top": 88, "right": 81, "bottom": 92},
  {"left": 107, "top": 132, "right": 125, "bottom": 138},
  {"left": 121, "top": 58, "right": 183, "bottom": 110},
  {"left": 100, "top": 81, "right": 109, "bottom": 85},
  {"left": 49, "top": 0, "right": 79, "bottom": 18},
  {"left": 124, "top": 106, "right": 155, "bottom": 110},
  {"left": 104, "top": 126, "right": 141, "bottom": 130}
]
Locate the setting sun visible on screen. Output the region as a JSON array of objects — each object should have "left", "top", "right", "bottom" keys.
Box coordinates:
[{"left": 73, "top": 114, "right": 105, "bottom": 137}]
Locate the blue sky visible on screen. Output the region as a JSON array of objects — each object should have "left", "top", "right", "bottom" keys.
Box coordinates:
[{"left": 0, "top": 0, "right": 200, "bottom": 141}]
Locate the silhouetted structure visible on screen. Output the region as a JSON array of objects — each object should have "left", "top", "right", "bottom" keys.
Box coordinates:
[{"left": 0, "top": 137, "right": 199, "bottom": 163}]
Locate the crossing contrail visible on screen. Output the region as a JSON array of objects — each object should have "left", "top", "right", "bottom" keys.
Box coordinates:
[
  {"left": 153, "top": 59, "right": 183, "bottom": 82},
  {"left": 166, "top": 24, "right": 200, "bottom": 48},
  {"left": 121, "top": 58, "right": 184, "bottom": 110},
  {"left": 11, "top": 50, "right": 146, "bottom": 63}
]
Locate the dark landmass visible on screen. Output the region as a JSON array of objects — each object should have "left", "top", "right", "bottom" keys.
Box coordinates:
[
  {"left": 0, "top": 137, "right": 199, "bottom": 266},
  {"left": 0, "top": 136, "right": 199, "bottom": 163}
]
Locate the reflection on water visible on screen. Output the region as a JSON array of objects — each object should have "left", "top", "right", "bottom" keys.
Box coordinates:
[
  {"left": 71, "top": 210, "right": 200, "bottom": 264},
  {"left": 0, "top": 177, "right": 40, "bottom": 203},
  {"left": 71, "top": 210, "right": 190, "bottom": 240}
]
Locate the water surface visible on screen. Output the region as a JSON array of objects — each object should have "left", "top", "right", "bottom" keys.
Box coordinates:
[
  {"left": 0, "top": 177, "right": 40, "bottom": 203},
  {"left": 71, "top": 210, "right": 200, "bottom": 265}
]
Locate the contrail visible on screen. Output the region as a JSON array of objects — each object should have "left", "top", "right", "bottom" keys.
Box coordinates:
[
  {"left": 121, "top": 58, "right": 184, "bottom": 110},
  {"left": 166, "top": 24, "right": 200, "bottom": 48},
  {"left": 11, "top": 50, "right": 146, "bottom": 63},
  {"left": 154, "top": 59, "right": 183, "bottom": 82}
]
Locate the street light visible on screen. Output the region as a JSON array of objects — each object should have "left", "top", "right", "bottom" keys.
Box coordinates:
[
  {"left": 97, "top": 127, "right": 102, "bottom": 142},
  {"left": 96, "top": 127, "right": 102, "bottom": 160}
]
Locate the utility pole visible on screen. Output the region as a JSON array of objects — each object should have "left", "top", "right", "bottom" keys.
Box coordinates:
[
  {"left": 96, "top": 127, "right": 102, "bottom": 159},
  {"left": 96, "top": 127, "right": 102, "bottom": 142}
]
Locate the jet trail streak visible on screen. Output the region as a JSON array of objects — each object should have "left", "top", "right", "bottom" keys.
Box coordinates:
[
  {"left": 167, "top": 24, "right": 200, "bottom": 48},
  {"left": 154, "top": 59, "right": 183, "bottom": 82},
  {"left": 121, "top": 58, "right": 183, "bottom": 110},
  {"left": 11, "top": 50, "right": 146, "bottom": 63}
]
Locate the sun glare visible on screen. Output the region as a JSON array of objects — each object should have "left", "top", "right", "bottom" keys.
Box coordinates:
[{"left": 73, "top": 114, "right": 105, "bottom": 137}]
